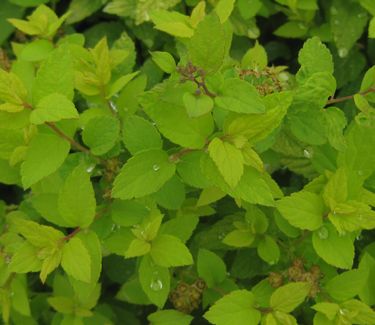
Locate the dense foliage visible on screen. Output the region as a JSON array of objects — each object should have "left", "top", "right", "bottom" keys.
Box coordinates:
[{"left": 0, "top": 0, "right": 375, "bottom": 324}]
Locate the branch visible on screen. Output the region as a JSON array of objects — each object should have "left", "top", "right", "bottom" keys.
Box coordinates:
[
  {"left": 23, "top": 102, "right": 102, "bottom": 163},
  {"left": 326, "top": 87, "right": 375, "bottom": 105},
  {"left": 45, "top": 122, "right": 91, "bottom": 155}
]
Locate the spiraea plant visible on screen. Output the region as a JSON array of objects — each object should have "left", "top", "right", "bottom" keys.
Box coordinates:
[{"left": 0, "top": 0, "right": 375, "bottom": 324}]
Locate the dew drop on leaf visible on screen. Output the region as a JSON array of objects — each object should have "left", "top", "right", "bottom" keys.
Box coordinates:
[
  {"left": 109, "top": 101, "right": 118, "bottom": 112},
  {"left": 339, "top": 308, "right": 349, "bottom": 316},
  {"left": 86, "top": 165, "right": 95, "bottom": 173},
  {"left": 303, "top": 148, "right": 313, "bottom": 159},
  {"left": 152, "top": 164, "right": 160, "bottom": 171},
  {"left": 338, "top": 48, "right": 348, "bottom": 58},
  {"left": 317, "top": 226, "right": 329, "bottom": 239},
  {"left": 150, "top": 272, "right": 163, "bottom": 291}
]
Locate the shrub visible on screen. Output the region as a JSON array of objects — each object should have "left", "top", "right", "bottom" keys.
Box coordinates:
[{"left": 0, "top": 0, "right": 375, "bottom": 324}]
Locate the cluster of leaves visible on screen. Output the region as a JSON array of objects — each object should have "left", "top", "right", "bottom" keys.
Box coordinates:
[{"left": 0, "top": 0, "right": 375, "bottom": 324}]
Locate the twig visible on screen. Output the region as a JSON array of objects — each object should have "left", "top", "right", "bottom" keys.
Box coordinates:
[
  {"left": 23, "top": 102, "right": 102, "bottom": 163},
  {"left": 326, "top": 87, "right": 375, "bottom": 105}
]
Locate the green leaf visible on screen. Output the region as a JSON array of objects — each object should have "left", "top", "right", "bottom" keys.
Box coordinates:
[
  {"left": 10, "top": 217, "right": 64, "bottom": 247},
  {"left": 204, "top": 290, "right": 261, "bottom": 325},
  {"left": 330, "top": 0, "right": 368, "bottom": 58},
  {"left": 9, "top": 242, "right": 42, "bottom": 273},
  {"left": 61, "top": 237, "right": 91, "bottom": 283},
  {"left": 215, "top": 0, "right": 235, "bottom": 23},
  {"left": 160, "top": 213, "right": 199, "bottom": 242},
  {"left": 125, "top": 238, "right": 151, "bottom": 258},
  {"left": 312, "top": 223, "right": 354, "bottom": 269},
  {"left": 369, "top": 17, "right": 375, "bottom": 38},
  {"left": 82, "top": 115, "right": 120, "bottom": 155},
  {"left": 150, "top": 234, "right": 193, "bottom": 267},
  {"left": 66, "top": 0, "right": 105, "bottom": 24},
  {"left": 0, "top": 68, "right": 28, "bottom": 106},
  {"left": 111, "top": 199, "right": 149, "bottom": 227},
  {"left": 148, "top": 309, "right": 193, "bottom": 325},
  {"left": 151, "top": 51, "right": 176, "bottom": 73},
  {"left": 325, "top": 269, "right": 366, "bottom": 301},
  {"left": 106, "top": 71, "right": 139, "bottom": 99},
  {"left": 338, "top": 122, "right": 375, "bottom": 179},
  {"left": 11, "top": 276, "right": 31, "bottom": 316},
  {"left": 122, "top": 115, "right": 162, "bottom": 155},
  {"left": 47, "top": 296, "right": 74, "bottom": 314},
  {"left": 150, "top": 10, "right": 194, "bottom": 38},
  {"left": 40, "top": 250, "right": 62, "bottom": 283},
  {"left": 270, "top": 282, "right": 311, "bottom": 313},
  {"left": 358, "top": 248, "right": 375, "bottom": 305},
  {"left": 0, "top": 1, "right": 24, "bottom": 46},
  {"left": 21, "top": 132, "right": 70, "bottom": 188},
  {"left": 241, "top": 41, "right": 268, "bottom": 70},
  {"left": 297, "top": 37, "right": 334, "bottom": 82},
  {"left": 323, "top": 107, "right": 347, "bottom": 151},
  {"left": 208, "top": 137, "right": 244, "bottom": 188},
  {"left": 274, "top": 21, "right": 308, "bottom": 38},
  {"left": 257, "top": 235, "right": 280, "bottom": 265},
  {"left": 112, "top": 149, "right": 176, "bottom": 200},
  {"left": 142, "top": 82, "right": 213, "bottom": 149},
  {"left": 32, "top": 45, "right": 74, "bottom": 105},
  {"left": 223, "top": 230, "right": 254, "bottom": 247},
  {"left": 215, "top": 78, "right": 265, "bottom": 114},
  {"left": 340, "top": 299, "right": 375, "bottom": 324},
  {"left": 139, "top": 255, "right": 170, "bottom": 308},
  {"left": 153, "top": 175, "right": 186, "bottom": 210},
  {"left": 276, "top": 191, "right": 324, "bottom": 230},
  {"left": 76, "top": 230, "right": 102, "bottom": 284},
  {"left": 177, "top": 151, "right": 212, "bottom": 188},
  {"left": 183, "top": 92, "right": 214, "bottom": 118},
  {"left": 197, "top": 249, "right": 227, "bottom": 288},
  {"left": 189, "top": 13, "right": 228, "bottom": 73},
  {"left": 312, "top": 302, "right": 340, "bottom": 321},
  {"left": 30, "top": 93, "right": 79, "bottom": 124},
  {"left": 19, "top": 39, "right": 53, "bottom": 63},
  {"left": 224, "top": 91, "right": 293, "bottom": 145},
  {"left": 58, "top": 164, "right": 96, "bottom": 228}
]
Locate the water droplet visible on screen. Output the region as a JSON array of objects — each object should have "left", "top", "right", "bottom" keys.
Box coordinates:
[
  {"left": 357, "top": 13, "right": 366, "bottom": 18},
  {"left": 357, "top": 170, "right": 364, "bottom": 176},
  {"left": 109, "top": 101, "right": 118, "bottom": 112},
  {"left": 333, "top": 210, "right": 337, "bottom": 215},
  {"left": 86, "top": 165, "right": 95, "bottom": 173},
  {"left": 358, "top": 214, "right": 364, "bottom": 221},
  {"left": 317, "top": 226, "right": 329, "bottom": 239},
  {"left": 356, "top": 234, "right": 362, "bottom": 241},
  {"left": 111, "top": 224, "right": 116, "bottom": 231},
  {"left": 269, "top": 260, "right": 277, "bottom": 265},
  {"left": 333, "top": 19, "right": 339, "bottom": 25},
  {"left": 9, "top": 292, "right": 14, "bottom": 297},
  {"left": 339, "top": 308, "right": 349, "bottom": 316},
  {"left": 152, "top": 164, "right": 160, "bottom": 171},
  {"left": 338, "top": 48, "right": 348, "bottom": 58},
  {"left": 303, "top": 148, "right": 313, "bottom": 159},
  {"left": 150, "top": 275, "right": 163, "bottom": 291},
  {"left": 226, "top": 272, "right": 231, "bottom": 277},
  {"left": 152, "top": 122, "right": 157, "bottom": 126},
  {"left": 298, "top": 23, "right": 305, "bottom": 29}
]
